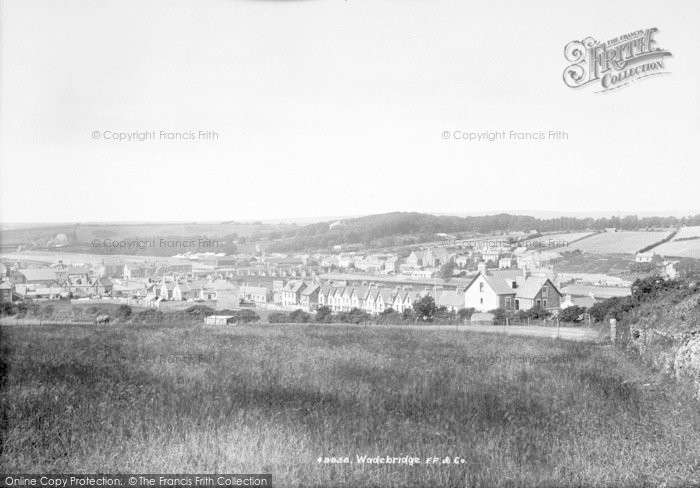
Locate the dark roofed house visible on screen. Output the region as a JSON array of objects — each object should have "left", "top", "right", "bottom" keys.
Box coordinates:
[
  {"left": 282, "top": 280, "right": 307, "bottom": 308},
  {"left": 92, "top": 277, "right": 113, "bottom": 296},
  {"left": 405, "top": 251, "right": 425, "bottom": 268},
  {"left": 0, "top": 280, "right": 14, "bottom": 303},
  {"left": 212, "top": 279, "right": 240, "bottom": 310},
  {"left": 300, "top": 283, "right": 321, "bottom": 311}
]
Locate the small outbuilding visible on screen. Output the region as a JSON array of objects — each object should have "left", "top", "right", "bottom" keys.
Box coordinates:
[{"left": 204, "top": 315, "right": 236, "bottom": 325}]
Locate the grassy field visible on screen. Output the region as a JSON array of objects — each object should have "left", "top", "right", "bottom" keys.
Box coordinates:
[
  {"left": 554, "top": 253, "right": 636, "bottom": 276},
  {"left": 2, "top": 323, "right": 700, "bottom": 487},
  {"left": 567, "top": 232, "right": 671, "bottom": 255},
  {"left": 524, "top": 232, "right": 594, "bottom": 247},
  {"left": 652, "top": 226, "right": 700, "bottom": 258},
  {"left": 675, "top": 226, "right": 700, "bottom": 239}
]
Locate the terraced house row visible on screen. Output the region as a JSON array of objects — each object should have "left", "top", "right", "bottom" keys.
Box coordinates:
[
  {"left": 316, "top": 285, "right": 465, "bottom": 314},
  {"left": 279, "top": 264, "right": 563, "bottom": 315}
]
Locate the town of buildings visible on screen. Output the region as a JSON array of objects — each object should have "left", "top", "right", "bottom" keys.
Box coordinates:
[{"left": 0, "top": 238, "right": 679, "bottom": 317}]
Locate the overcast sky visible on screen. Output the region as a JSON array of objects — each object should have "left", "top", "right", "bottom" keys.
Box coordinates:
[{"left": 1, "top": 0, "right": 698, "bottom": 223}]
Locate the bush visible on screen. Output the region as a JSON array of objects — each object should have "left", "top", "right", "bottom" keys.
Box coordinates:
[
  {"left": 335, "top": 308, "right": 370, "bottom": 324},
  {"left": 115, "top": 305, "right": 132, "bottom": 318},
  {"left": 376, "top": 310, "right": 403, "bottom": 325},
  {"left": 631, "top": 277, "right": 687, "bottom": 304},
  {"left": 413, "top": 296, "right": 437, "bottom": 321},
  {"left": 289, "top": 309, "right": 312, "bottom": 323},
  {"left": 0, "top": 302, "right": 14, "bottom": 316},
  {"left": 38, "top": 305, "right": 55, "bottom": 318},
  {"left": 315, "top": 306, "right": 333, "bottom": 323},
  {"left": 559, "top": 305, "right": 586, "bottom": 323},
  {"left": 589, "top": 296, "right": 635, "bottom": 322},
  {"left": 489, "top": 308, "right": 507, "bottom": 321},
  {"left": 525, "top": 304, "right": 551, "bottom": 320},
  {"left": 268, "top": 312, "right": 290, "bottom": 323},
  {"left": 185, "top": 305, "right": 216, "bottom": 316},
  {"left": 458, "top": 308, "right": 476, "bottom": 320},
  {"left": 231, "top": 309, "right": 259, "bottom": 323},
  {"left": 434, "top": 306, "right": 455, "bottom": 321}
]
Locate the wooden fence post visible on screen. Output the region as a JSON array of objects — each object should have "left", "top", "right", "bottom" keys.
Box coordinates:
[{"left": 609, "top": 318, "right": 617, "bottom": 344}]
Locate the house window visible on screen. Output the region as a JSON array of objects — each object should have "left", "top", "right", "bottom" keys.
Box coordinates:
[
  {"left": 515, "top": 299, "right": 519, "bottom": 310},
  {"left": 536, "top": 299, "right": 541, "bottom": 306},
  {"left": 479, "top": 282, "right": 484, "bottom": 292},
  {"left": 543, "top": 299, "right": 548, "bottom": 308},
  {"left": 480, "top": 298, "right": 483, "bottom": 304},
  {"left": 542, "top": 286, "right": 548, "bottom": 298}
]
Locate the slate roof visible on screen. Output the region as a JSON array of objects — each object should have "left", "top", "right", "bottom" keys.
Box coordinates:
[
  {"left": 211, "top": 279, "right": 238, "bottom": 291},
  {"left": 301, "top": 284, "right": 320, "bottom": 296},
  {"left": 515, "top": 276, "right": 549, "bottom": 300},
  {"left": 437, "top": 290, "right": 465, "bottom": 308},
  {"left": 468, "top": 270, "right": 561, "bottom": 300},
  {"left": 240, "top": 285, "right": 268, "bottom": 294},
  {"left": 353, "top": 286, "right": 370, "bottom": 300},
  {"left": 18, "top": 268, "right": 58, "bottom": 282},
  {"left": 283, "top": 280, "right": 306, "bottom": 293},
  {"left": 379, "top": 289, "right": 395, "bottom": 303},
  {"left": 481, "top": 273, "right": 518, "bottom": 296}
]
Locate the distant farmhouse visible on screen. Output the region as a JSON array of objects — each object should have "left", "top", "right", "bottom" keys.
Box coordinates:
[{"left": 635, "top": 251, "right": 658, "bottom": 263}]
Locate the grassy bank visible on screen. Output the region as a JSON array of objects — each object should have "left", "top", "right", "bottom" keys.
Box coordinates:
[{"left": 1, "top": 322, "right": 699, "bottom": 487}]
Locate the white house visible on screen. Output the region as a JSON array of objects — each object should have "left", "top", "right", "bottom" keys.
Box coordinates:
[
  {"left": 464, "top": 267, "right": 562, "bottom": 313},
  {"left": 635, "top": 252, "right": 657, "bottom": 263}
]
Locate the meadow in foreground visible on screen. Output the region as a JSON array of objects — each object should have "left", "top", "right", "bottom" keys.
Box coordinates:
[{"left": 1, "top": 322, "right": 699, "bottom": 487}]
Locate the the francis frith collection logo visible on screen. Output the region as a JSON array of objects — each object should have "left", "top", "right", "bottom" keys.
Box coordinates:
[{"left": 563, "top": 28, "right": 672, "bottom": 93}]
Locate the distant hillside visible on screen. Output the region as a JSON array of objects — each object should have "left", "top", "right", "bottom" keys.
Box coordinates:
[
  {"left": 268, "top": 212, "right": 700, "bottom": 252},
  {"left": 0, "top": 222, "right": 297, "bottom": 256}
]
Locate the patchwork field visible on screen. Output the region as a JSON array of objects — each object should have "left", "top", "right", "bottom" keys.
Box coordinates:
[
  {"left": 652, "top": 226, "right": 700, "bottom": 258},
  {"left": 675, "top": 226, "right": 700, "bottom": 239},
  {"left": 2, "top": 322, "right": 700, "bottom": 487},
  {"left": 524, "top": 232, "right": 594, "bottom": 247},
  {"left": 567, "top": 231, "right": 671, "bottom": 254},
  {"left": 554, "top": 253, "right": 635, "bottom": 276}
]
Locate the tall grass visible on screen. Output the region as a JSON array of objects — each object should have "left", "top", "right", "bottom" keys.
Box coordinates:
[{"left": 1, "top": 322, "right": 699, "bottom": 487}]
